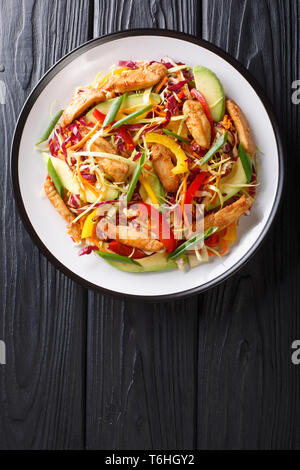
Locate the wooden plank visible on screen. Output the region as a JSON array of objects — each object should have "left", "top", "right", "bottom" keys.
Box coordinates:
[
  {"left": 198, "top": 0, "right": 300, "bottom": 449},
  {"left": 0, "top": 0, "right": 91, "bottom": 449},
  {"left": 86, "top": 0, "right": 201, "bottom": 450}
]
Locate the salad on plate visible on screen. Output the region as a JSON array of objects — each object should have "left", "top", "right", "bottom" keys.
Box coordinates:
[{"left": 36, "top": 58, "right": 257, "bottom": 273}]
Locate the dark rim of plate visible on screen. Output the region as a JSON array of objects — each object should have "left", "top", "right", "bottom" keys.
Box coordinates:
[{"left": 11, "top": 29, "right": 285, "bottom": 302}]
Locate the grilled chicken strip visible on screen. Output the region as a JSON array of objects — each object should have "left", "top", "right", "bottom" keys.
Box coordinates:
[
  {"left": 98, "top": 220, "right": 164, "bottom": 252},
  {"left": 204, "top": 195, "right": 252, "bottom": 232},
  {"left": 61, "top": 88, "right": 107, "bottom": 127},
  {"left": 151, "top": 143, "right": 180, "bottom": 193},
  {"left": 183, "top": 99, "right": 211, "bottom": 149},
  {"left": 44, "top": 179, "right": 81, "bottom": 242},
  {"left": 226, "top": 99, "right": 256, "bottom": 156},
  {"left": 87, "top": 136, "right": 129, "bottom": 182},
  {"left": 103, "top": 63, "right": 167, "bottom": 94}
]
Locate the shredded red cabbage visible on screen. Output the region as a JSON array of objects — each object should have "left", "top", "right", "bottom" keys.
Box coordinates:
[
  {"left": 61, "top": 141, "right": 67, "bottom": 159},
  {"left": 94, "top": 200, "right": 117, "bottom": 207},
  {"left": 167, "top": 95, "right": 179, "bottom": 115},
  {"left": 114, "top": 135, "right": 126, "bottom": 155},
  {"left": 68, "top": 193, "right": 81, "bottom": 209},
  {"left": 78, "top": 117, "right": 87, "bottom": 126},
  {"left": 223, "top": 142, "right": 233, "bottom": 156},
  {"left": 142, "top": 110, "right": 171, "bottom": 135},
  {"left": 133, "top": 152, "right": 141, "bottom": 161},
  {"left": 249, "top": 170, "right": 257, "bottom": 197},
  {"left": 124, "top": 123, "right": 144, "bottom": 131},
  {"left": 49, "top": 138, "right": 56, "bottom": 156},
  {"left": 168, "top": 80, "right": 188, "bottom": 91},
  {"left": 160, "top": 59, "right": 174, "bottom": 69},
  {"left": 190, "top": 143, "right": 206, "bottom": 157},
  {"left": 81, "top": 170, "right": 97, "bottom": 182},
  {"left": 118, "top": 60, "right": 137, "bottom": 69},
  {"left": 78, "top": 246, "right": 98, "bottom": 256}
]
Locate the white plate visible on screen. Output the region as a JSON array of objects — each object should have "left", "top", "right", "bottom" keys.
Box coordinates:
[{"left": 11, "top": 30, "right": 284, "bottom": 300}]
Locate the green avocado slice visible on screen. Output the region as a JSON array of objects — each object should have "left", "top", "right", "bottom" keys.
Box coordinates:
[
  {"left": 49, "top": 155, "right": 119, "bottom": 203},
  {"left": 208, "top": 157, "right": 248, "bottom": 210},
  {"left": 105, "top": 252, "right": 177, "bottom": 273},
  {"left": 193, "top": 65, "right": 225, "bottom": 122}
]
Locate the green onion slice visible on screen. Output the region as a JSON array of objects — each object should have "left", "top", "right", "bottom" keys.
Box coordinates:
[
  {"left": 200, "top": 131, "right": 228, "bottom": 166},
  {"left": 111, "top": 104, "right": 152, "bottom": 129},
  {"left": 96, "top": 250, "right": 141, "bottom": 265},
  {"left": 42, "top": 153, "right": 64, "bottom": 198},
  {"left": 162, "top": 128, "right": 190, "bottom": 144},
  {"left": 36, "top": 109, "right": 64, "bottom": 145},
  {"left": 102, "top": 94, "right": 127, "bottom": 128},
  {"left": 124, "top": 151, "right": 146, "bottom": 204},
  {"left": 168, "top": 226, "right": 218, "bottom": 261}
]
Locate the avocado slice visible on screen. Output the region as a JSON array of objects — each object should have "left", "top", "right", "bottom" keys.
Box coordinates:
[
  {"left": 105, "top": 252, "right": 177, "bottom": 273},
  {"left": 208, "top": 157, "right": 247, "bottom": 210},
  {"left": 86, "top": 92, "right": 161, "bottom": 123},
  {"left": 139, "top": 167, "right": 166, "bottom": 204},
  {"left": 193, "top": 65, "right": 225, "bottom": 122},
  {"left": 49, "top": 156, "right": 119, "bottom": 203}
]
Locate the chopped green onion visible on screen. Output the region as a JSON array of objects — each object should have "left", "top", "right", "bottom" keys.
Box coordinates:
[
  {"left": 96, "top": 250, "right": 141, "bottom": 265},
  {"left": 36, "top": 109, "right": 64, "bottom": 145},
  {"left": 102, "top": 93, "right": 127, "bottom": 128},
  {"left": 168, "top": 65, "right": 192, "bottom": 73},
  {"left": 238, "top": 143, "right": 252, "bottom": 183},
  {"left": 111, "top": 104, "right": 152, "bottom": 129},
  {"left": 168, "top": 227, "right": 218, "bottom": 261},
  {"left": 42, "top": 153, "right": 64, "bottom": 198},
  {"left": 200, "top": 131, "right": 228, "bottom": 166},
  {"left": 162, "top": 128, "right": 190, "bottom": 144},
  {"left": 124, "top": 151, "right": 146, "bottom": 204}
]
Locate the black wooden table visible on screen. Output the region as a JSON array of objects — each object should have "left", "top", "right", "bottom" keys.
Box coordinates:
[{"left": 0, "top": 0, "right": 299, "bottom": 450}]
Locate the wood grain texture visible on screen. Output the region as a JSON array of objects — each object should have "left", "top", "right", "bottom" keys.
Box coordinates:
[
  {"left": 0, "top": 0, "right": 91, "bottom": 449},
  {"left": 86, "top": 0, "right": 201, "bottom": 451},
  {"left": 0, "top": 0, "right": 299, "bottom": 451},
  {"left": 199, "top": 0, "right": 300, "bottom": 449},
  {"left": 93, "top": 0, "right": 200, "bottom": 35}
]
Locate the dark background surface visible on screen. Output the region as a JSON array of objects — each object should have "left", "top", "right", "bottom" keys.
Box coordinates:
[{"left": 0, "top": 0, "right": 299, "bottom": 450}]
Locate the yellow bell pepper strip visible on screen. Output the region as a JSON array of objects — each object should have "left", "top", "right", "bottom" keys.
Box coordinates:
[
  {"left": 36, "top": 109, "right": 64, "bottom": 145},
  {"left": 81, "top": 209, "right": 98, "bottom": 239},
  {"left": 200, "top": 131, "right": 228, "bottom": 166},
  {"left": 168, "top": 226, "right": 218, "bottom": 261},
  {"left": 139, "top": 176, "right": 159, "bottom": 205},
  {"left": 111, "top": 104, "right": 152, "bottom": 129},
  {"left": 145, "top": 133, "right": 189, "bottom": 175},
  {"left": 223, "top": 223, "right": 237, "bottom": 242}
]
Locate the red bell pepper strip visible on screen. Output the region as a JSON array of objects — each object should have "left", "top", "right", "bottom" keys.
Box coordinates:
[
  {"left": 117, "top": 126, "right": 135, "bottom": 151},
  {"left": 108, "top": 240, "right": 147, "bottom": 259},
  {"left": 185, "top": 172, "right": 210, "bottom": 205},
  {"left": 191, "top": 88, "right": 214, "bottom": 137},
  {"left": 205, "top": 233, "right": 220, "bottom": 248},
  {"left": 92, "top": 108, "right": 106, "bottom": 124},
  {"left": 138, "top": 202, "right": 177, "bottom": 253}
]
